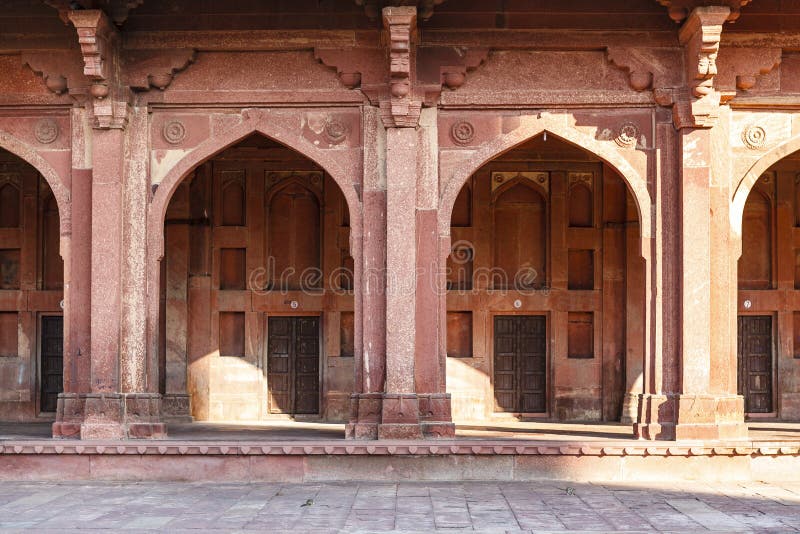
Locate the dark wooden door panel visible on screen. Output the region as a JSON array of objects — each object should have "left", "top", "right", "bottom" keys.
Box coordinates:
[
  {"left": 40, "top": 315, "right": 63, "bottom": 413},
  {"left": 267, "top": 317, "right": 292, "bottom": 414},
  {"left": 737, "top": 315, "right": 773, "bottom": 414},
  {"left": 267, "top": 316, "right": 320, "bottom": 415},
  {"left": 494, "top": 315, "right": 547, "bottom": 413},
  {"left": 294, "top": 317, "right": 320, "bottom": 414}
]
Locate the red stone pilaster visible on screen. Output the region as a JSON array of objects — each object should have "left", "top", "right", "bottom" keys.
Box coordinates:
[
  {"left": 52, "top": 166, "right": 91, "bottom": 438},
  {"left": 346, "top": 109, "right": 388, "bottom": 439}
]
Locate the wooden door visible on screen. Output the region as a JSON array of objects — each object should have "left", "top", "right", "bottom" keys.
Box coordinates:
[
  {"left": 40, "top": 315, "right": 63, "bottom": 413},
  {"left": 737, "top": 315, "right": 773, "bottom": 414},
  {"left": 267, "top": 316, "right": 320, "bottom": 415},
  {"left": 494, "top": 315, "right": 547, "bottom": 413}
]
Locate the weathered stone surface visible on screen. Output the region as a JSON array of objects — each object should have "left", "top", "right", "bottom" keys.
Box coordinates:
[{"left": 0, "top": 1, "right": 799, "bottom": 449}]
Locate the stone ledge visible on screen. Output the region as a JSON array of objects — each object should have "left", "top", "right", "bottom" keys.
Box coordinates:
[{"left": 0, "top": 440, "right": 797, "bottom": 457}]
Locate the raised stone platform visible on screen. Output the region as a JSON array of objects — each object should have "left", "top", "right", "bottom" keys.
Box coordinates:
[{"left": 1, "top": 421, "right": 799, "bottom": 483}]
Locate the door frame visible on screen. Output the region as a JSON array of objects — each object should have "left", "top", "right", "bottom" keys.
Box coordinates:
[
  {"left": 36, "top": 311, "right": 63, "bottom": 417},
  {"left": 488, "top": 311, "right": 550, "bottom": 419},
  {"left": 262, "top": 311, "right": 323, "bottom": 419},
  {"left": 737, "top": 311, "right": 778, "bottom": 418}
]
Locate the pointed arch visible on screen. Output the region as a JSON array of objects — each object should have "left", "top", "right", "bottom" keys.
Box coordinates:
[
  {"left": 439, "top": 116, "right": 651, "bottom": 258},
  {"left": 149, "top": 111, "right": 360, "bottom": 259},
  {"left": 0, "top": 129, "right": 70, "bottom": 236},
  {"left": 143, "top": 110, "right": 364, "bottom": 415},
  {"left": 732, "top": 134, "right": 800, "bottom": 258}
]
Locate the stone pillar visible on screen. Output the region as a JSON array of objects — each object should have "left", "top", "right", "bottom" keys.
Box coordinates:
[
  {"left": 672, "top": 126, "right": 746, "bottom": 440},
  {"left": 637, "top": 123, "right": 747, "bottom": 440},
  {"left": 53, "top": 110, "right": 93, "bottom": 438},
  {"left": 379, "top": 125, "right": 423, "bottom": 439},
  {"left": 414, "top": 109, "right": 454, "bottom": 438},
  {"left": 347, "top": 5, "right": 454, "bottom": 439},
  {"left": 80, "top": 111, "right": 165, "bottom": 439},
  {"left": 346, "top": 106, "right": 387, "bottom": 439},
  {"left": 379, "top": 105, "right": 454, "bottom": 440},
  {"left": 635, "top": 119, "right": 680, "bottom": 440},
  {"left": 636, "top": 6, "right": 746, "bottom": 441}
]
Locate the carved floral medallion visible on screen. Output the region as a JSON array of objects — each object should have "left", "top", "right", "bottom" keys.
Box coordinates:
[
  {"left": 450, "top": 120, "right": 475, "bottom": 145},
  {"left": 163, "top": 120, "right": 187, "bottom": 145},
  {"left": 34, "top": 119, "right": 59, "bottom": 144},
  {"left": 742, "top": 125, "right": 767, "bottom": 150},
  {"left": 614, "top": 123, "right": 639, "bottom": 149}
]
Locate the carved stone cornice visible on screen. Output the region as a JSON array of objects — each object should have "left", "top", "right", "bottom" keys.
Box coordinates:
[{"left": 656, "top": 0, "right": 750, "bottom": 23}]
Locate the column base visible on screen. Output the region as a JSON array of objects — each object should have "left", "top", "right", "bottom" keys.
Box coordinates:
[
  {"left": 52, "top": 393, "right": 85, "bottom": 438},
  {"left": 620, "top": 393, "right": 640, "bottom": 425},
  {"left": 162, "top": 394, "right": 193, "bottom": 423},
  {"left": 79, "top": 393, "right": 167, "bottom": 440},
  {"left": 634, "top": 393, "right": 747, "bottom": 440},
  {"left": 346, "top": 392, "right": 455, "bottom": 439}
]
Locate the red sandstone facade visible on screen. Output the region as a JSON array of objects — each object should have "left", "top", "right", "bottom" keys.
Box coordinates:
[{"left": 0, "top": 0, "right": 798, "bottom": 441}]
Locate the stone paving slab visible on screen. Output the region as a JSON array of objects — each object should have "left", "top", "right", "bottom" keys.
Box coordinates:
[{"left": 0, "top": 481, "right": 797, "bottom": 532}]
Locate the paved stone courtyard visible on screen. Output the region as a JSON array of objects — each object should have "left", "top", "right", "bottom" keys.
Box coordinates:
[{"left": 0, "top": 481, "right": 797, "bottom": 533}]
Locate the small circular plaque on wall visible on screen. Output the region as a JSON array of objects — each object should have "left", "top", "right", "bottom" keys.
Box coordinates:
[
  {"left": 290, "top": 300, "right": 299, "bottom": 309},
  {"left": 743, "top": 299, "right": 752, "bottom": 309},
  {"left": 513, "top": 299, "right": 522, "bottom": 309}
]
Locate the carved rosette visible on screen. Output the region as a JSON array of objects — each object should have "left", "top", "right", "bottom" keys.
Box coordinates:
[
  {"left": 34, "top": 119, "right": 59, "bottom": 145},
  {"left": 162, "top": 120, "right": 187, "bottom": 145},
  {"left": 324, "top": 117, "right": 348, "bottom": 145},
  {"left": 450, "top": 120, "right": 475, "bottom": 146},
  {"left": 614, "top": 123, "right": 639, "bottom": 149},
  {"left": 742, "top": 125, "right": 767, "bottom": 150}
]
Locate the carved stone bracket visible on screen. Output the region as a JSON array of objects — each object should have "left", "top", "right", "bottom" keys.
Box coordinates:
[
  {"left": 715, "top": 46, "right": 782, "bottom": 102},
  {"left": 69, "top": 9, "right": 117, "bottom": 85},
  {"left": 125, "top": 49, "right": 197, "bottom": 91},
  {"left": 321, "top": 5, "right": 487, "bottom": 128},
  {"left": 383, "top": 6, "right": 420, "bottom": 128},
  {"left": 426, "top": 47, "right": 489, "bottom": 97},
  {"left": 21, "top": 50, "right": 86, "bottom": 96},
  {"left": 315, "top": 47, "right": 379, "bottom": 91},
  {"left": 656, "top": 0, "right": 750, "bottom": 23},
  {"left": 679, "top": 6, "right": 729, "bottom": 99},
  {"left": 68, "top": 9, "right": 130, "bottom": 129},
  {"left": 669, "top": 6, "right": 731, "bottom": 129},
  {"left": 606, "top": 47, "right": 660, "bottom": 92}
]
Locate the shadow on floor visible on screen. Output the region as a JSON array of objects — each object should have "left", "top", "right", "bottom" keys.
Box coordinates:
[{"left": 456, "top": 424, "right": 633, "bottom": 440}]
